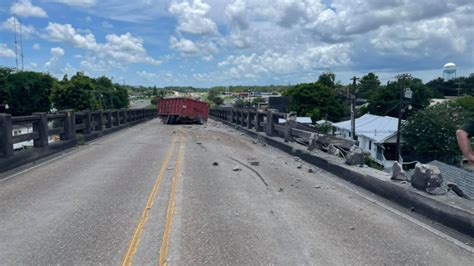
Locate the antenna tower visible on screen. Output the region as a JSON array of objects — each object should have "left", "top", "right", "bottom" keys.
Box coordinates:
[
  {"left": 19, "top": 17, "right": 24, "bottom": 70},
  {"left": 13, "top": 14, "right": 19, "bottom": 71}
]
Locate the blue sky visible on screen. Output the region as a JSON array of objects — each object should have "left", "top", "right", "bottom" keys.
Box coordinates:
[{"left": 0, "top": 0, "right": 473, "bottom": 87}]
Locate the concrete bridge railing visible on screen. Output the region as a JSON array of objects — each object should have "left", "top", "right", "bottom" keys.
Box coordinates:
[
  {"left": 0, "top": 108, "right": 156, "bottom": 172},
  {"left": 209, "top": 108, "right": 356, "bottom": 151}
]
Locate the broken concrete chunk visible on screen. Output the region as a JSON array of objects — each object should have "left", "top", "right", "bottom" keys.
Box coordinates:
[
  {"left": 410, "top": 163, "right": 444, "bottom": 193},
  {"left": 297, "top": 164, "right": 303, "bottom": 169},
  {"left": 308, "top": 168, "right": 314, "bottom": 173},
  {"left": 345, "top": 146, "right": 365, "bottom": 166},
  {"left": 391, "top": 161, "right": 408, "bottom": 181},
  {"left": 328, "top": 144, "right": 340, "bottom": 156},
  {"left": 232, "top": 166, "right": 242, "bottom": 171},
  {"left": 212, "top": 162, "right": 219, "bottom": 166}
]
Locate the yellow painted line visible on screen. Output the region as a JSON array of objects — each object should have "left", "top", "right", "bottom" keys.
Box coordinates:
[
  {"left": 159, "top": 134, "right": 185, "bottom": 266},
  {"left": 121, "top": 134, "right": 178, "bottom": 266}
]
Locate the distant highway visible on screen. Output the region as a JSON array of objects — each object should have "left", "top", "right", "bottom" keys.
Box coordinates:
[
  {"left": 0, "top": 119, "right": 472, "bottom": 264},
  {"left": 130, "top": 99, "right": 151, "bottom": 109}
]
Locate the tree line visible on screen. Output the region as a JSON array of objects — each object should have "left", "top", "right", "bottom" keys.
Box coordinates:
[{"left": 0, "top": 67, "right": 129, "bottom": 116}]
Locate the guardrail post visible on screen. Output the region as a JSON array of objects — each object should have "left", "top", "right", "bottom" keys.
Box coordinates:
[
  {"left": 123, "top": 109, "right": 128, "bottom": 124},
  {"left": 33, "top": 112, "right": 49, "bottom": 147},
  {"left": 247, "top": 111, "right": 252, "bottom": 129},
  {"left": 105, "top": 111, "right": 112, "bottom": 128},
  {"left": 284, "top": 118, "right": 293, "bottom": 142},
  {"left": 256, "top": 112, "right": 263, "bottom": 132},
  {"left": 266, "top": 111, "right": 274, "bottom": 136},
  {"left": 84, "top": 111, "right": 92, "bottom": 134},
  {"left": 96, "top": 111, "right": 103, "bottom": 131},
  {"left": 115, "top": 110, "right": 120, "bottom": 126},
  {"left": 61, "top": 110, "right": 75, "bottom": 140},
  {"left": 241, "top": 111, "right": 245, "bottom": 126},
  {"left": 0, "top": 113, "right": 14, "bottom": 157}
]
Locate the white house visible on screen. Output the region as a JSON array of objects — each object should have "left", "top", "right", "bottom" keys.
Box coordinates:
[
  {"left": 278, "top": 117, "right": 312, "bottom": 125},
  {"left": 332, "top": 114, "right": 401, "bottom": 169}
]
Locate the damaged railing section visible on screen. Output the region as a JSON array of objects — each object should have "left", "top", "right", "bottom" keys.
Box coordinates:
[
  {"left": 0, "top": 109, "right": 156, "bottom": 158},
  {"left": 209, "top": 108, "right": 357, "bottom": 155}
]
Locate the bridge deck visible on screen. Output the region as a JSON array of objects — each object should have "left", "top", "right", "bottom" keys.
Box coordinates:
[{"left": 0, "top": 118, "right": 471, "bottom": 264}]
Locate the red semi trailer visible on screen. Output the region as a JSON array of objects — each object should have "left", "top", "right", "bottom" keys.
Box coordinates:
[{"left": 158, "top": 97, "right": 209, "bottom": 124}]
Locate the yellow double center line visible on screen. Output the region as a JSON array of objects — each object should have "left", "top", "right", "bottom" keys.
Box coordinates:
[{"left": 121, "top": 133, "right": 184, "bottom": 266}]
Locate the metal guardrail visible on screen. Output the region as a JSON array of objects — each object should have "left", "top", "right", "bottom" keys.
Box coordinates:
[
  {"left": 0, "top": 109, "right": 156, "bottom": 158},
  {"left": 209, "top": 108, "right": 356, "bottom": 151}
]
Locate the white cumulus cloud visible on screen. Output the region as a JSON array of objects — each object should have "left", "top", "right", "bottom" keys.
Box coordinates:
[
  {"left": 48, "top": 0, "right": 97, "bottom": 7},
  {"left": 45, "top": 47, "right": 65, "bottom": 68},
  {"left": 10, "top": 0, "right": 48, "bottom": 18},
  {"left": 1, "top": 17, "right": 36, "bottom": 38},
  {"left": 169, "top": 0, "right": 218, "bottom": 35},
  {"left": 0, "top": 43, "right": 16, "bottom": 58},
  {"left": 44, "top": 22, "right": 161, "bottom": 66}
]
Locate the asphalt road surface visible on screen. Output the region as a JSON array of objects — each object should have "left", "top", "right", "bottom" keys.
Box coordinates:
[{"left": 0, "top": 119, "right": 472, "bottom": 265}]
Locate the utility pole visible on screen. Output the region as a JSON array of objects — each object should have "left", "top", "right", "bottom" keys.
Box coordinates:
[
  {"left": 395, "top": 73, "right": 412, "bottom": 162},
  {"left": 350, "top": 76, "right": 359, "bottom": 141},
  {"left": 13, "top": 14, "right": 19, "bottom": 71},
  {"left": 455, "top": 81, "right": 464, "bottom": 97}
]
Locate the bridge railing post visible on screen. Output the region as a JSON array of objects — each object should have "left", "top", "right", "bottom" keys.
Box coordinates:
[
  {"left": 61, "top": 110, "right": 75, "bottom": 140},
  {"left": 33, "top": 112, "right": 49, "bottom": 148},
  {"left": 256, "top": 112, "right": 263, "bottom": 132},
  {"left": 96, "top": 111, "right": 103, "bottom": 131},
  {"left": 123, "top": 109, "right": 128, "bottom": 124},
  {"left": 266, "top": 111, "right": 274, "bottom": 136},
  {"left": 247, "top": 111, "right": 252, "bottom": 129},
  {"left": 84, "top": 111, "right": 92, "bottom": 134},
  {"left": 0, "top": 113, "right": 14, "bottom": 158},
  {"left": 105, "top": 111, "right": 112, "bottom": 128}
]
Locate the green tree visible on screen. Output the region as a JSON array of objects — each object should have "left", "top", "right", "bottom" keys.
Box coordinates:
[
  {"left": 4, "top": 71, "right": 55, "bottom": 116},
  {"left": 358, "top": 72, "right": 381, "bottom": 99},
  {"left": 317, "top": 72, "right": 336, "bottom": 88},
  {"left": 456, "top": 95, "right": 474, "bottom": 116},
  {"left": 283, "top": 81, "right": 344, "bottom": 122},
  {"left": 51, "top": 72, "right": 99, "bottom": 111},
  {"left": 368, "top": 77, "right": 433, "bottom": 118},
  {"left": 402, "top": 103, "right": 467, "bottom": 164},
  {"left": 207, "top": 88, "right": 224, "bottom": 106}
]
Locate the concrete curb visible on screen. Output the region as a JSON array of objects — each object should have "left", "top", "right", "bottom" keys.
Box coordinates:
[
  {"left": 213, "top": 118, "right": 474, "bottom": 237},
  {"left": 0, "top": 118, "right": 154, "bottom": 173}
]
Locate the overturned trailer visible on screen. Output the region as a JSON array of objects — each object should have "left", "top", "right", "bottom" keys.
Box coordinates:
[{"left": 158, "top": 97, "right": 209, "bottom": 124}]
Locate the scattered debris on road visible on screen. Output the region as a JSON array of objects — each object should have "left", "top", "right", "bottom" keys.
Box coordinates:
[
  {"left": 278, "top": 188, "right": 284, "bottom": 192},
  {"left": 233, "top": 166, "right": 242, "bottom": 171},
  {"left": 308, "top": 168, "right": 314, "bottom": 173},
  {"left": 213, "top": 162, "right": 219, "bottom": 166},
  {"left": 315, "top": 185, "right": 321, "bottom": 189}
]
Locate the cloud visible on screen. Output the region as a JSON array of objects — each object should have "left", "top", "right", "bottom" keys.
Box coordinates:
[
  {"left": 1, "top": 17, "right": 36, "bottom": 38},
  {"left": 44, "top": 22, "right": 161, "bottom": 66},
  {"left": 218, "top": 43, "right": 352, "bottom": 79},
  {"left": 0, "top": 43, "right": 16, "bottom": 58},
  {"left": 225, "top": 0, "right": 248, "bottom": 30},
  {"left": 48, "top": 0, "right": 97, "bottom": 7},
  {"left": 45, "top": 47, "right": 65, "bottom": 68},
  {"left": 169, "top": 36, "right": 199, "bottom": 54},
  {"left": 10, "top": 0, "right": 48, "bottom": 18},
  {"left": 32, "top": 43, "right": 41, "bottom": 50},
  {"left": 169, "top": 36, "right": 218, "bottom": 60},
  {"left": 169, "top": 0, "right": 218, "bottom": 35}
]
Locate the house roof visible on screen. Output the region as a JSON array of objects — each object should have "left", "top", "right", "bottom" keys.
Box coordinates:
[
  {"left": 278, "top": 117, "right": 312, "bottom": 124},
  {"left": 429, "top": 160, "right": 474, "bottom": 198},
  {"left": 332, "top": 114, "right": 399, "bottom": 143}
]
